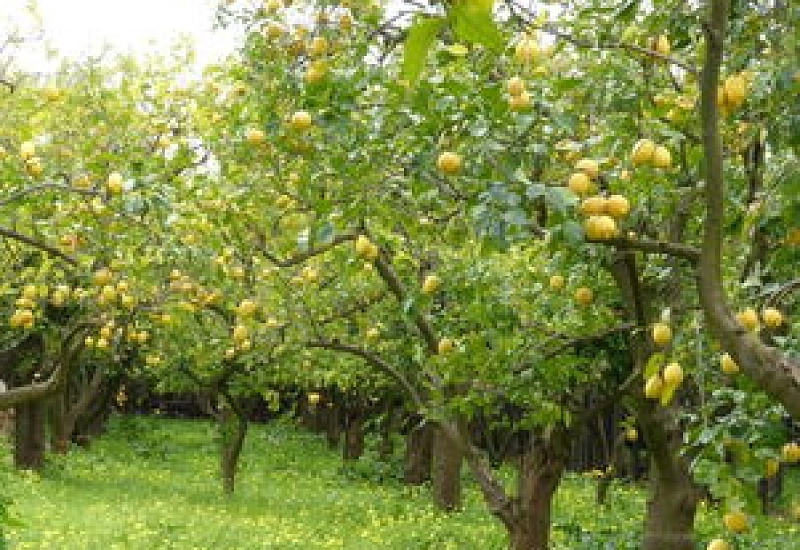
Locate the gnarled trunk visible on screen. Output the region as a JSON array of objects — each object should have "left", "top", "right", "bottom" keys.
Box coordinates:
[
  {"left": 73, "top": 372, "right": 118, "bottom": 444},
  {"left": 438, "top": 419, "right": 570, "bottom": 549}
]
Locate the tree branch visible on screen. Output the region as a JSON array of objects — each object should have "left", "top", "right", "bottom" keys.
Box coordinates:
[
  {"left": 0, "top": 180, "right": 99, "bottom": 207},
  {"left": 764, "top": 279, "right": 800, "bottom": 308},
  {"left": 507, "top": 1, "right": 698, "bottom": 74},
  {"left": 252, "top": 230, "right": 357, "bottom": 267},
  {"left": 0, "top": 226, "right": 78, "bottom": 266},
  {"left": 306, "top": 339, "right": 424, "bottom": 407},
  {"left": 0, "top": 323, "right": 91, "bottom": 410},
  {"left": 588, "top": 236, "right": 700, "bottom": 263},
  {"left": 372, "top": 250, "right": 440, "bottom": 355},
  {"left": 697, "top": 0, "right": 800, "bottom": 419},
  {"left": 540, "top": 322, "right": 636, "bottom": 362}
]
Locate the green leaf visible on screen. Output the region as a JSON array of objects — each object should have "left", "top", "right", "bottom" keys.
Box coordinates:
[
  {"left": 402, "top": 17, "right": 445, "bottom": 85},
  {"left": 449, "top": 0, "right": 504, "bottom": 52},
  {"left": 544, "top": 186, "right": 577, "bottom": 214},
  {"left": 560, "top": 221, "right": 584, "bottom": 244},
  {"left": 645, "top": 353, "right": 664, "bottom": 378},
  {"left": 660, "top": 383, "right": 677, "bottom": 406}
]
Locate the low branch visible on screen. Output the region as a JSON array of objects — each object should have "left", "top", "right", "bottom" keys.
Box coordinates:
[
  {"left": 437, "top": 420, "right": 516, "bottom": 529},
  {"left": 0, "top": 324, "right": 91, "bottom": 410},
  {"left": 306, "top": 339, "right": 424, "bottom": 406}
]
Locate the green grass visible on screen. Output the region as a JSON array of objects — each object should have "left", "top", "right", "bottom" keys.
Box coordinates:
[{"left": 1, "top": 416, "right": 797, "bottom": 549}]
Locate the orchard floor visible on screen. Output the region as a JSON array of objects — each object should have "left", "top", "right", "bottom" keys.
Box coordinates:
[{"left": 1, "top": 416, "right": 797, "bottom": 549}]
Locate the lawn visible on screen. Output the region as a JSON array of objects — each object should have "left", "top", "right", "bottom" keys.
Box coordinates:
[{"left": 1, "top": 416, "right": 797, "bottom": 549}]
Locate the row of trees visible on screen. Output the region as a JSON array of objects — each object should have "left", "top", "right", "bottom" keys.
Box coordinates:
[{"left": 2, "top": 1, "right": 799, "bottom": 549}]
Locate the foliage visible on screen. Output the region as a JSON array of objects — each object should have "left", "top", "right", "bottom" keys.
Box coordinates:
[{"left": 0, "top": 0, "right": 799, "bottom": 546}]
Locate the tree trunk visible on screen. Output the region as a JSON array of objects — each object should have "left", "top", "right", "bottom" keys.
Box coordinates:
[
  {"left": 60, "top": 367, "right": 106, "bottom": 450},
  {"left": 378, "top": 400, "right": 397, "bottom": 460},
  {"left": 325, "top": 401, "right": 342, "bottom": 450},
  {"left": 220, "top": 405, "right": 248, "bottom": 495},
  {"left": 299, "top": 397, "right": 326, "bottom": 432},
  {"left": 695, "top": 0, "right": 800, "bottom": 419},
  {"left": 404, "top": 421, "right": 433, "bottom": 484},
  {"left": 0, "top": 408, "right": 12, "bottom": 436},
  {"left": 14, "top": 400, "right": 46, "bottom": 470},
  {"left": 506, "top": 427, "right": 568, "bottom": 550},
  {"left": 508, "top": 478, "right": 560, "bottom": 550},
  {"left": 638, "top": 403, "right": 700, "bottom": 550},
  {"left": 73, "top": 373, "right": 117, "bottom": 444},
  {"left": 48, "top": 389, "right": 68, "bottom": 454},
  {"left": 343, "top": 407, "right": 365, "bottom": 461},
  {"left": 432, "top": 424, "right": 464, "bottom": 511}
]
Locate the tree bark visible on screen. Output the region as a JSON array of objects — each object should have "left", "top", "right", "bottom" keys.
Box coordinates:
[
  {"left": 220, "top": 404, "right": 248, "bottom": 495},
  {"left": 343, "top": 406, "right": 365, "bottom": 461},
  {"left": 507, "top": 427, "right": 569, "bottom": 550},
  {"left": 378, "top": 400, "right": 397, "bottom": 460},
  {"left": 325, "top": 401, "right": 342, "bottom": 450},
  {"left": 60, "top": 367, "right": 106, "bottom": 449},
  {"left": 14, "top": 400, "right": 46, "bottom": 470},
  {"left": 608, "top": 246, "right": 701, "bottom": 548},
  {"left": 0, "top": 326, "right": 87, "bottom": 411},
  {"left": 73, "top": 372, "right": 119, "bottom": 443},
  {"left": 404, "top": 421, "right": 433, "bottom": 484},
  {"left": 637, "top": 401, "right": 700, "bottom": 550},
  {"left": 431, "top": 424, "right": 464, "bottom": 511},
  {"left": 48, "top": 389, "right": 68, "bottom": 454},
  {"left": 697, "top": 0, "right": 800, "bottom": 419}
]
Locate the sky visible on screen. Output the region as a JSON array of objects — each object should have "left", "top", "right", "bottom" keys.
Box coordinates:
[{"left": 2, "top": 0, "right": 240, "bottom": 74}]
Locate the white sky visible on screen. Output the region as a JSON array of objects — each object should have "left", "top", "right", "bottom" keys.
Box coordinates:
[{"left": 2, "top": 0, "right": 240, "bottom": 74}]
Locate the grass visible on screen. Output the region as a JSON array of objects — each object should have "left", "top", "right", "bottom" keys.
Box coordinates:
[{"left": 0, "top": 415, "right": 797, "bottom": 549}]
